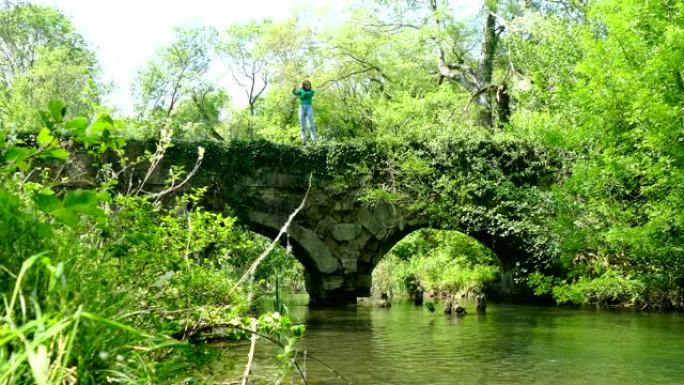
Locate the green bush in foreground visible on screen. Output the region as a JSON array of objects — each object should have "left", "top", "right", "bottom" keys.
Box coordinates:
[{"left": 0, "top": 104, "right": 304, "bottom": 384}]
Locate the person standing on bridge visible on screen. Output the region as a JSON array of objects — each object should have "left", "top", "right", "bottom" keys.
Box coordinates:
[{"left": 292, "top": 80, "right": 316, "bottom": 145}]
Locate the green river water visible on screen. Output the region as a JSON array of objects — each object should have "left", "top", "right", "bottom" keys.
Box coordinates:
[{"left": 207, "top": 299, "right": 684, "bottom": 384}]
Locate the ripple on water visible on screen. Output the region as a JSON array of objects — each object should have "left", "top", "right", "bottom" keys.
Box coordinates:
[{"left": 288, "top": 303, "right": 684, "bottom": 385}]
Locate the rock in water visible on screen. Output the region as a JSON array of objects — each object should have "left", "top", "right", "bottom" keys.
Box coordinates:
[
  {"left": 424, "top": 302, "right": 436, "bottom": 313},
  {"left": 413, "top": 288, "right": 424, "bottom": 306},
  {"left": 476, "top": 293, "right": 487, "bottom": 313}
]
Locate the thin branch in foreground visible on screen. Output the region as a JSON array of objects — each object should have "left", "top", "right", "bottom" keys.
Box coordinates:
[
  {"left": 222, "top": 174, "right": 349, "bottom": 384},
  {"left": 231, "top": 173, "right": 313, "bottom": 302},
  {"left": 240, "top": 318, "right": 258, "bottom": 385},
  {"left": 135, "top": 127, "right": 172, "bottom": 195},
  {"left": 152, "top": 146, "right": 205, "bottom": 203}
]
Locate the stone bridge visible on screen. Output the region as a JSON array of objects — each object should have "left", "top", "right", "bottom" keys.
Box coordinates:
[{"left": 69, "top": 138, "right": 561, "bottom": 305}]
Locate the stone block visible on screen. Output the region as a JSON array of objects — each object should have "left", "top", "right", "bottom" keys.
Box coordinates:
[
  {"left": 397, "top": 215, "right": 406, "bottom": 232},
  {"left": 366, "top": 239, "right": 379, "bottom": 251},
  {"left": 333, "top": 198, "right": 355, "bottom": 212},
  {"left": 356, "top": 207, "right": 384, "bottom": 236},
  {"left": 340, "top": 250, "right": 359, "bottom": 273},
  {"left": 314, "top": 216, "right": 337, "bottom": 236},
  {"left": 247, "top": 211, "right": 283, "bottom": 230},
  {"left": 350, "top": 229, "right": 373, "bottom": 252},
  {"left": 357, "top": 297, "right": 372, "bottom": 307},
  {"left": 322, "top": 275, "right": 344, "bottom": 290},
  {"left": 307, "top": 192, "right": 328, "bottom": 208},
  {"left": 332, "top": 223, "right": 361, "bottom": 241},
  {"left": 305, "top": 204, "right": 326, "bottom": 224},
  {"left": 271, "top": 173, "right": 306, "bottom": 187},
  {"left": 325, "top": 238, "right": 341, "bottom": 255},
  {"left": 289, "top": 224, "right": 340, "bottom": 274},
  {"left": 373, "top": 201, "right": 395, "bottom": 228},
  {"left": 375, "top": 228, "right": 389, "bottom": 240},
  {"left": 340, "top": 258, "right": 357, "bottom": 273}
]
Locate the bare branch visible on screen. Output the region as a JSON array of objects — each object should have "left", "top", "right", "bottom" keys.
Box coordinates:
[
  {"left": 335, "top": 44, "right": 393, "bottom": 82},
  {"left": 240, "top": 318, "right": 258, "bottom": 385},
  {"left": 436, "top": 46, "right": 478, "bottom": 90},
  {"left": 319, "top": 68, "right": 375, "bottom": 89},
  {"left": 232, "top": 174, "right": 312, "bottom": 301},
  {"left": 151, "top": 147, "right": 205, "bottom": 203}
]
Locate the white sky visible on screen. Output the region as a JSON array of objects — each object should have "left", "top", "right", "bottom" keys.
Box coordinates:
[{"left": 31, "top": 0, "right": 482, "bottom": 113}]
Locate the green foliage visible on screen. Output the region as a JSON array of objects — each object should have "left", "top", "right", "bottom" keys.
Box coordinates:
[
  {"left": 0, "top": 3, "right": 101, "bottom": 132},
  {"left": 2, "top": 6, "right": 684, "bottom": 380},
  {"left": 507, "top": 0, "right": 684, "bottom": 308},
  {"left": 0, "top": 104, "right": 306, "bottom": 384},
  {"left": 16, "top": 0, "right": 684, "bottom": 380},
  {"left": 134, "top": 27, "right": 216, "bottom": 120},
  {"left": 529, "top": 270, "right": 645, "bottom": 307},
  {"left": 373, "top": 229, "right": 500, "bottom": 297}
]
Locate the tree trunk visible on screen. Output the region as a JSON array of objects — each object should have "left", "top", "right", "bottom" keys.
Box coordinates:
[
  {"left": 478, "top": 11, "right": 497, "bottom": 129},
  {"left": 496, "top": 82, "right": 511, "bottom": 128},
  {"left": 248, "top": 103, "right": 255, "bottom": 137}
]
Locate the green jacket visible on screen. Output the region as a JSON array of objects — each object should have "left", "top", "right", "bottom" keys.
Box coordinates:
[{"left": 292, "top": 88, "right": 315, "bottom": 106}]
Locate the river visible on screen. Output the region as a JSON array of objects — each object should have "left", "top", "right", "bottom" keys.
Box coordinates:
[{"left": 205, "top": 299, "right": 684, "bottom": 384}]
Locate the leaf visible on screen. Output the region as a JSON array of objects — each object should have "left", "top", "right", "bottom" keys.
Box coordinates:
[
  {"left": 87, "top": 116, "right": 113, "bottom": 137},
  {"left": 3, "top": 147, "right": 31, "bottom": 163},
  {"left": 26, "top": 343, "right": 49, "bottom": 385},
  {"left": 51, "top": 208, "right": 80, "bottom": 227},
  {"left": 99, "top": 114, "right": 114, "bottom": 125},
  {"left": 65, "top": 117, "right": 88, "bottom": 135},
  {"left": 34, "top": 191, "right": 61, "bottom": 213},
  {"left": 39, "top": 111, "right": 54, "bottom": 130},
  {"left": 45, "top": 148, "right": 69, "bottom": 161},
  {"left": 36, "top": 128, "right": 54, "bottom": 147},
  {"left": 63, "top": 190, "right": 98, "bottom": 210},
  {"left": 95, "top": 191, "right": 112, "bottom": 203},
  {"left": 48, "top": 100, "right": 66, "bottom": 123},
  {"left": 63, "top": 190, "right": 105, "bottom": 217},
  {"left": 16, "top": 161, "right": 29, "bottom": 172}
]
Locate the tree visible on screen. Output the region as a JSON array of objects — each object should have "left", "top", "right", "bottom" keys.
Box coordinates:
[
  {"left": 366, "top": 0, "right": 571, "bottom": 130},
  {"left": 216, "top": 20, "right": 273, "bottom": 136},
  {"left": 421, "top": 0, "right": 510, "bottom": 128},
  {"left": 514, "top": 0, "right": 684, "bottom": 308},
  {"left": 0, "top": 2, "right": 100, "bottom": 131},
  {"left": 172, "top": 85, "right": 229, "bottom": 140},
  {"left": 257, "top": 18, "right": 316, "bottom": 129},
  {"left": 134, "top": 26, "right": 214, "bottom": 120}
]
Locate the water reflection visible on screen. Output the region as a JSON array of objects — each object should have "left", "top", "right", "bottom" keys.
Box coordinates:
[{"left": 291, "top": 302, "right": 684, "bottom": 385}]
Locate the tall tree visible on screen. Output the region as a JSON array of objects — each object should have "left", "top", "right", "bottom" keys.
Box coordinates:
[
  {"left": 216, "top": 20, "right": 273, "bottom": 136},
  {"left": 0, "top": 2, "right": 100, "bottom": 130},
  {"left": 366, "top": 0, "right": 546, "bottom": 129},
  {"left": 429, "top": 0, "right": 509, "bottom": 128},
  {"left": 134, "top": 26, "right": 214, "bottom": 120},
  {"left": 172, "top": 85, "right": 229, "bottom": 140}
]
